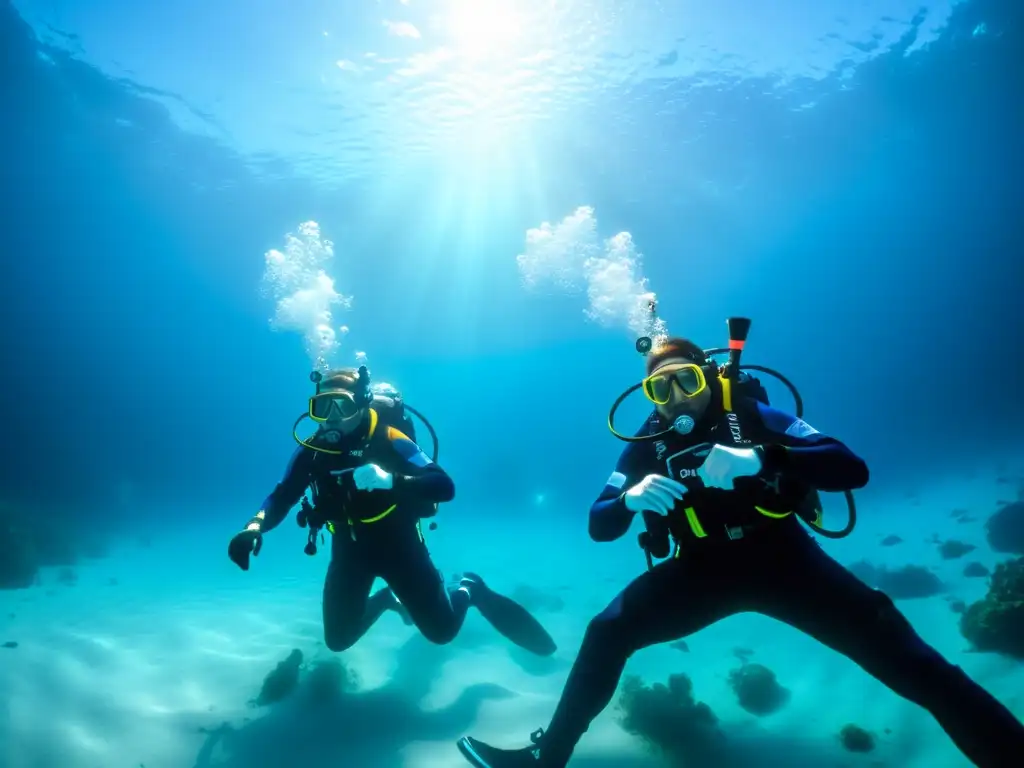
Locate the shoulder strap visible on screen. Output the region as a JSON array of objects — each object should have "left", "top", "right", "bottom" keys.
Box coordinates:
[
  {"left": 717, "top": 378, "right": 757, "bottom": 447},
  {"left": 720, "top": 374, "right": 736, "bottom": 413}
]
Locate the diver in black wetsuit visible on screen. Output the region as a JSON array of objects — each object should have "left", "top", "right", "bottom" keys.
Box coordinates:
[
  {"left": 458, "top": 336, "right": 1024, "bottom": 768},
  {"left": 227, "top": 366, "right": 556, "bottom": 657}
]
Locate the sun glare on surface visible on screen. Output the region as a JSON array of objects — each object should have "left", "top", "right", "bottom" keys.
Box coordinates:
[{"left": 444, "top": 0, "right": 524, "bottom": 59}]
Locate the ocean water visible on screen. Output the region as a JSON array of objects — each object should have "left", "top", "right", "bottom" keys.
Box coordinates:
[{"left": 1, "top": 0, "right": 1022, "bottom": 767}]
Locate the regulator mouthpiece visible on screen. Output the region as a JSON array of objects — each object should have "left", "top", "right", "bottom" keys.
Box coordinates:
[{"left": 673, "top": 415, "right": 695, "bottom": 434}]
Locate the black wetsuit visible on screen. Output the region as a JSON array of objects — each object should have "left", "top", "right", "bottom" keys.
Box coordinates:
[
  {"left": 521, "top": 397, "right": 1024, "bottom": 767},
  {"left": 255, "top": 409, "right": 468, "bottom": 650}
]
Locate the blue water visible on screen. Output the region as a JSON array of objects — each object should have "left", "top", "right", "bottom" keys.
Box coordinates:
[{"left": 1, "top": 1, "right": 1022, "bottom": 767}]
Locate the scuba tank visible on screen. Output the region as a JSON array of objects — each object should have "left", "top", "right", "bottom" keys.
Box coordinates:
[{"left": 367, "top": 382, "right": 439, "bottom": 463}]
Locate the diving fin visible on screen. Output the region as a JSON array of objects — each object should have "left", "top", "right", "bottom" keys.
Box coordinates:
[
  {"left": 460, "top": 573, "right": 557, "bottom": 657},
  {"left": 457, "top": 736, "right": 543, "bottom": 767}
]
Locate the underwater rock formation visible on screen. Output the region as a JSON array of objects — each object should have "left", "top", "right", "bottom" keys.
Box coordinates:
[
  {"left": 849, "top": 560, "right": 944, "bottom": 599},
  {"left": 963, "top": 562, "right": 990, "bottom": 578},
  {"left": 938, "top": 539, "right": 976, "bottom": 560},
  {"left": 254, "top": 649, "right": 304, "bottom": 706},
  {"left": 986, "top": 502, "right": 1024, "bottom": 555},
  {"left": 0, "top": 504, "right": 38, "bottom": 589},
  {"left": 728, "top": 662, "right": 790, "bottom": 716},
  {"left": 839, "top": 723, "right": 876, "bottom": 753},
  {"left": 1, "top": 501, "right": 112, "bottom": 590},
  {"left": 618, "top": 673, "right": 725, "bottom": 763},
  {"left": 304, "top": 658, "right": 359, "bottom": 704},
  {"left": 880, "top": 535, "right": 903, "bottom": 546},
  {"left": 959, "top": 557, "right": 1024, "bottom": 660},
  {"left": 195, "top": 633, "right": 510, "bottom": 767}
]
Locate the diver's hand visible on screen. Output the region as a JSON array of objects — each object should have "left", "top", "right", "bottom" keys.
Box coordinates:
[
  {"left": 353, "top": 463, "right": 394, "bottom": 491},
  {"left": 697, "top": 445, "right": 763, "bottom": 490},
  {"left": 228, "top": 523, "right": 263, "bottom": 571},
  {"left": 623, "top": 474, "right": 687, "bottom": 516}
]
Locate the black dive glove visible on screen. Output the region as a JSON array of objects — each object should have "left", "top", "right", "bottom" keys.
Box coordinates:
[{"left": 228, "top": 519, "right": 264, "bottom": 571}]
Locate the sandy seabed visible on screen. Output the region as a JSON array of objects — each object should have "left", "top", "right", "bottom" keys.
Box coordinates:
[{"left": 2, "top": 462, "right": 1022, "bottom": 768}]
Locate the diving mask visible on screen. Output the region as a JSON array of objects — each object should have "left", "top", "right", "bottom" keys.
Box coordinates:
[
  {"left": 309, "top": 390, "right": 363, "bottom": 422},
  {"left": 642, "top": 363, "right": 708, "bottom": 405}
]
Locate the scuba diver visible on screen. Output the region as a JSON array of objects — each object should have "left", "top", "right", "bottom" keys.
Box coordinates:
[
  {"left": 227, "top": 366, "right": 556, "bottom": 657},
  {"left": 457, "top": 319, "right": 1024, "bottom": 768}
]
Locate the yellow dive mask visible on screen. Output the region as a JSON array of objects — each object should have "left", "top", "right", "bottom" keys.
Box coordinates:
[
  {"left": 641, "top": 362, "right": 708, "bottom": 405},
  {"left": 308, "top": 390, "right": 363, "bottom": 422}
]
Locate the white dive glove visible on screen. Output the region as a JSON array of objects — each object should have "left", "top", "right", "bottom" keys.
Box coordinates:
[
  {"left": 696, "top": 445, "right": 763, "bottom": 490},
  {"left": 623, "top": 474, "right": 689, "bottom": 515},
  {"left": 352, "top": 463, "right": 394, "bottom": 491}
]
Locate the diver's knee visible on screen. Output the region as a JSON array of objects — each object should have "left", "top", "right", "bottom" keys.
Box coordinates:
[
  {"left": 871, "top": 634, "right": 959, "bottom": 704},
  {"left": 584, "top": 612, "right": 633, "bottom": 651},
  {"left": 418, "top": 621, "right": 458, "bottom": 646},
  {"left": 323, "top": 628, "right": 360, "bottom": 652}
]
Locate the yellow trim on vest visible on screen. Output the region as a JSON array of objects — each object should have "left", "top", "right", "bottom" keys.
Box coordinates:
[
  {"left": 755, "top": 506, "right": 793, "bottom": 519},
  {"left": 386, "top": 425, "right": 411, "bottom": 441},
  {"left": 354, "top": 503, "right": 397, "bottom": 525},
  {"left": 720, "top": 374, "right": 733, "bottom": 413},
  {"left": 367, "top": 408, "right": 379, "bottom": 440},
  {"left": 673, "top": 508, "right": 707, "bottom": 557},
  {"left": 684, "top": 506, "right": 706, "bottom": 538}
]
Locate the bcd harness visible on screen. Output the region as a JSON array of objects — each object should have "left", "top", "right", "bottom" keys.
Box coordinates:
[
  {"left": 631, "top": 316, "right": 857, "bottom": 570},
  {"left": 296, "top": 401, "right": 438, "bottom": 555}
]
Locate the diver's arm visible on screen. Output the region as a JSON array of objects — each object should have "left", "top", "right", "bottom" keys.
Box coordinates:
[
  {"left": 385, "top": 427, "right": 455, "bottom": 506},
  {"left": 250, "top": 445, "right": 315, "bottom": 533},
  {"left": 588, "top": 443, "right": 646, "bottom": 543},
  {"left": 754, "top": 402, "right": 869, "bottom": 492}
]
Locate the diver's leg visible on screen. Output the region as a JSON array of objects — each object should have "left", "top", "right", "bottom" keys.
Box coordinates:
[
  {"left": 383, "top": 537, "right": 467, "bottom": 646},
  {"left": 453, "top": 571, "right": 557, "bottom": 656},
  {"left": 322, "top": 541, "right": 390, "bottom": 652},
  {"left": 760, "top": 537, "right": 1024, "bottom": 768},
  {"left": 459, "top": 554, "right": 740, "bottom": 768}
]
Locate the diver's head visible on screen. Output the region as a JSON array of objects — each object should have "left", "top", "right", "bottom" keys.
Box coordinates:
[
  {"left": 308, "top": 368, "right": 370, "bottom": 437},
  {"left": 642, "top": 337, "right": 715, "bottom": 423}
]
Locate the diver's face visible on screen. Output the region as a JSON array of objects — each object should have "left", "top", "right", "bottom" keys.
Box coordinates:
[
  {"left": 648, "top": 356, "right": 713, "bottom": 422},
  {"left": 314, "top": 390, "right": 367, "bottom": 439},
  {"left": 321, "top": 409, "right": 366, "bottom": 437}
]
